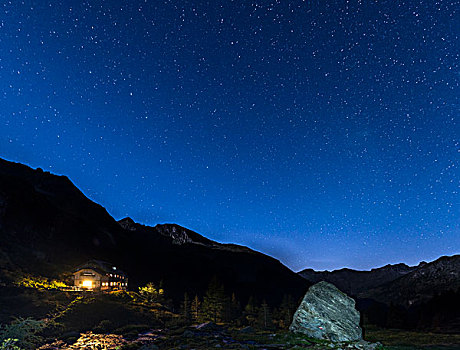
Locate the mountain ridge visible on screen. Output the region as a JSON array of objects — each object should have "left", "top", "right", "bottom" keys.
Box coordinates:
[
  {"left": 0, "top": 157, "right": 308, "bottom": 310},
  {"left": 298, "top": 261, "right": 418, "bottom": 296},
  {"left": 361, "top": 254, "right": 460, "bottom": 306},
  {"left": 298, "top": 254, "right": 459, "bottom": 303},
  {"left": 1, "top": 157, "right": 459, "bottom": 332}
]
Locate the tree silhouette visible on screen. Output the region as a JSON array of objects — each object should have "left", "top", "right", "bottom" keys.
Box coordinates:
[
  {"left": 180, "top": 292, "right": 191, "bottom": 321},
  {"left": 191, "top": 295, "right": 201, "bottom": 322},
  {"left": 202, "top": 276, "right": 226, "bottom": 323},
  {"left": 278, "top": 294, "right": 296, "bottom": 329},
  {"left": 138, "top": 282, "right": 164, "bottom": 304},
  {"left": 227, "top": 292, "right": 242, "bottom": 324},
  {"left": 258, "top": 300, "right": 272, "bottom": 329},
  {"left": 244, "top": 296, "right": 258, "bottom": 326}
]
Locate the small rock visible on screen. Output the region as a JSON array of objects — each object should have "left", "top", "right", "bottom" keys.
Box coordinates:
[
  {"left": 195, "top": 321, "right": 223, "bottom": 332},
  {"left": 182, "top": 329, "right": 195, "bottom": 338},
  {"left": 238, "top": 326, "right": 255, "bottom": 334},
  {"left": 139, "top": 344, "right": 159, "bottom": 350},
  {"left": 361, "top": 341, "right": 382, "bottom": 350},
  {"left": 61, "top": 331, "right": 80, "bottom": 339}
]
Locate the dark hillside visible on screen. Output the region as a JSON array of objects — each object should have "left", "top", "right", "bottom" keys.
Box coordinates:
[{"left": 0, "top": 158, "right": 308, "bottom": 309}]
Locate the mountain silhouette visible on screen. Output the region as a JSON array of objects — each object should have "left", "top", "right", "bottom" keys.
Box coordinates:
[{"left": 0, "top": 157, "right": 308, "bottom": 306}]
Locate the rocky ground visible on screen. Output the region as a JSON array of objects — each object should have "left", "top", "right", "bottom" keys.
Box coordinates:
[
  {"left": 38, "top": 322, "right": 382, "bottom": 350},
  {"left": 37, "top": 323, "right": 460, "bottom": 350}
]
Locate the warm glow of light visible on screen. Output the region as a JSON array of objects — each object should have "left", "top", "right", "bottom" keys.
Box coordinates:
[{"left": 82, "top": 280, "right": 93, "bottom": 288}]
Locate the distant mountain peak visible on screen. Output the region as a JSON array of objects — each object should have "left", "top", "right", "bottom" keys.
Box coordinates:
[
  {"left": 117, "top": 219, "right": 208, "bottom": 246},
  {"left": 118, "top": 217, "right": 137, "bottom": 231},
  {"left": 155, "top": 223, "right": 194, "bottom": 245},
  {"left": 417, "top": 260, "right": 428, "bottom": 268},
  {"left": 370, "top": 262, "right": 412, "bottom": 273},
  {"left": 117, "top": 219, "right": 194, "bottom": 244}
]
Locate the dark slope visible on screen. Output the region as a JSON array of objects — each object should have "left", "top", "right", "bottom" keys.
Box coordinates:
[
  {"left": 360, "top": 255, "right": 460, "bottom": 332},
  {"left": 0, "top": 158, "right": 127, "bottom": 276},
  {"left": 116, "top": 219, "right": 309, "bottom": 303},
  {"left": 362, "top": 255, "right": 460, "bottom": 307},
  {"left": 0, "top": 158, "right": 308, "bottom": 304}
]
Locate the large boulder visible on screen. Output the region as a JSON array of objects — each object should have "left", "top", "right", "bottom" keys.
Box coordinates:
[{"left": 290, "top": 281, "right": 362, "bottom": 342}]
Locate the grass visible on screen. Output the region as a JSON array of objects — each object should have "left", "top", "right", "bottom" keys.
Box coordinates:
[{"left": 365, "top": 326, "right": 460, "bottom": 349}]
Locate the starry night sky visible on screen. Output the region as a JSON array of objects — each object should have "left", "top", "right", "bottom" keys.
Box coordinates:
[{"left": 1, "top": 1, "right": 458, "bottom": 271}]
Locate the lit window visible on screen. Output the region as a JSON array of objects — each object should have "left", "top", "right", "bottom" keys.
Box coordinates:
[{"left": 82, "top": 280, "right": 93, "bottom": 288}]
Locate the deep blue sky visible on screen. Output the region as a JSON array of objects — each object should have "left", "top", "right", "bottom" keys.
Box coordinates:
[{"left": 1, "top": 1, "right": 458, "bottom": 271}]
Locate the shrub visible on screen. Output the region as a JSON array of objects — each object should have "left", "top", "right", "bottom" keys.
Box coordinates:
[
  {"left": 138, "top": 283, "right": 164, "bottom": 304},
  {"left": 0, "top": 318, "right": 44, "bottom": 350},
  {"left": 120, "top": 343, "right": 142, "bottom": 350},
  {"left": 15, "top": 276, "right": 66, "bottom": 290},
  {"left": 113, "top": 324, "right": 150, "bottom": 340},
  {"left": 0, "top": 338, "right": 22, "bottom": 350},
  {"left": 93, "top": 320, "right": 113, "bottom": 334}
]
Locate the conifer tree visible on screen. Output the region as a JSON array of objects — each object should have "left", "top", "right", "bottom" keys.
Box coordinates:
[
  {"left": 279, "top": 294, "right": 296, "bottom": 329},
  {"left": 258, "top": 300, "right": 272, "bottom": 329},
  {"left": 138, "top": 282, "right": 165, "bottom": 304},
  {"left": 191, "top": 295, "right": 201, "bottom": 322},
  {"left": 180, "top": 292, "right": 191, "bottom": 321},
  {"left": 202, "top": 276, "right": 226, "bottom": 323},
  {"left": 244, "top": 296, "right": 258, "bottom": 326},
  {"left": 228, "top": 292, "right": 242, "bottom": 324}
]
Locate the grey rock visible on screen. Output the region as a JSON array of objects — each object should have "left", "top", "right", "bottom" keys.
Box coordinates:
[
  {"left": 355, "top": 340, "right": 382, "bottom": 350},
  {"left": 61, "top": 331, "right": 80, "bottom": 339},
  {"left": 370, "top": 342, "right": 382, "bottom": 350},
  {"left": 238, "top": 326, "right": 255, "bottom": 334},
  {"left": 182, "top": 329, "right": 195, "bottom": 338},
  {"left": 195, "top": 321, "right": 223, "bottom": 332},
  {"left": 289, "top": 281, "right": 362, "bottom": 342}
]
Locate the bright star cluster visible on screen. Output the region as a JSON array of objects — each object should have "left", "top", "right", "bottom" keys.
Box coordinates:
[{"left": 1, "top": 0, "right": 458, "bottom": 270}]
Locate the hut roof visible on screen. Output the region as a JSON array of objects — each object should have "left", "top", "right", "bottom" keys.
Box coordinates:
[{"left": 74, "top": 260, "right": 127, "bottom": 277}]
